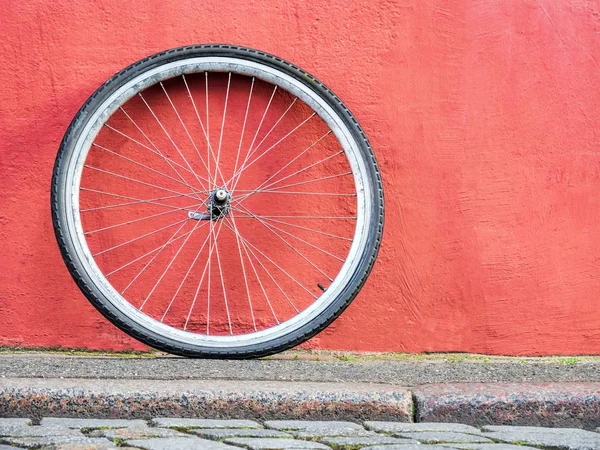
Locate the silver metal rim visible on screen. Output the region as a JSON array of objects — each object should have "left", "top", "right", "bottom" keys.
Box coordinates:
[{"left": 62, "top": 56, "right": 373, "bottom": 347}]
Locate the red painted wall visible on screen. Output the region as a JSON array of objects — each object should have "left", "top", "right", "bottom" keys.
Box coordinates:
[{"left": 2, "top": 0, "right": 600, "bottom": 355}]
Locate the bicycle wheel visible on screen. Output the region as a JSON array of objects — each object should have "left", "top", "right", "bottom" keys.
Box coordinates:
[{"left": 51, "top": 44, "right": 383, "bottom": 358}]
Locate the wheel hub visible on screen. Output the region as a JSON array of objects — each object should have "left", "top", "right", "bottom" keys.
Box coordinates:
[{"left": 188, "top": 187, "right": 231, "bottom": 221}]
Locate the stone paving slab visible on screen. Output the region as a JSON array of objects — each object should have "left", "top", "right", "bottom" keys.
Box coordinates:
[
  {"left": 367, "top": 446, "right": 451, "bottom": 450},
  {"left": 264, "top": 420, "right": 372, "bottom": 438},
  {"left": 0, "top": 425, "right": 83, "bottom": 437},
  {"left": 191, "top": 428, "right": 293, "bottom": 439},
  {"left": 41, "top": 418, "right": 148, "bottom": 428},
  {"left": 0, "top": 378, "right": 412, "bottom": 422},
  {"left": 318, "top": 435, "right": 418, "bottom": 447},
  {"left": 396, "top": 431, "right": 492, "bottom": 444},
  {"left": 152, "top": 418, "right": 262, "bottom": 429},
  {"left": 365, "top": 421, "right": 481, "bottom": 434},
  {"left": 1, "top": 417, "right": 600, "bottom": 449},
  {"left": 127, "top": 437, "right": 235, "bottom": 449},
  {"left": 0, "top": 435, "right": 113, "bottom": 449},
  {"left": 414, "top": 382, "right": 600, "bottom": 429},
  {"left": 52, "top": 442, "right": 121, "bottom": 449},
  {"left": 224, "top": 438, "right": 331, "bottom": 449},
  {"left": 448, "top": 445, "right": 539, "bottom": 449},
  {"left": 479, "top": 425, "right": 600, "bottom": 450},
  {"left": 0, "top": 445, "right": 22, "bottom": 450},
  {"left": 265, "top": 421, "right": 365, "bottom": 432},
  {"left": 95, "top": 427, "right": 187, "bottom": 440},
  {"left": 0, "top": 419, "right": 31, "bottom": 427}
]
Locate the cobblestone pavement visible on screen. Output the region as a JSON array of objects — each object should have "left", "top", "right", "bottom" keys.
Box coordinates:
[{"left": 0, "top": 418, "right": 599, "bottom": 450}]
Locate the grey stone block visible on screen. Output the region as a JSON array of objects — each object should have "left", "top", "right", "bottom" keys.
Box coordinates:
[
  {"left": 318, "top": 435, "right": 418, "bottom": 447},
  {"left": 396, "top": 431, "right": 492, "bottom": 444},
  {"left": 448, "top": 445, "right": 539, "bottom": 450},
  {"left": 127, "top": 437, "right": 237, "bottom": 449},
  {"left": 46, "top": 441, "right": 120, "bottom": 449},
  {"left": 152, "top": 418, "right": 262, "bottom": 429},
  {"left": 96, "top": 427, "right": 187, "bottom": 440},
  {"left": 265, "top": 421, "right": 369, "bottom": 437},
  {"left": 0, "top": 445, "right": 24, "bottom": 450},
  {"left": 224, "top": 438, "right": 331, "bottom": 449},
  {"left": 0, "top": 436, "right": 112, "bottom": 449},
  {"left": 481, "top": 425, "right": 600, "bottom": 449},
  {"left": 192, "top": 428, "right": 292, "bottom": 440},
  {"left": 0, "top": 426, "right": 83, "bottom": 437},
  {"left": 41, "top": 418, "right": 148, "bottom": 429},
  {"left": 365, "top": 446, "right": 450, "bottom": 450},
  {"left": 364, "top": 421, "right": 481, "bottom": 434},
  {"left": 0, "top": 419, "right": 31, "bottom": 427},
  {"left": 265, "top": 421, "right": 364, "bottom": 432}
]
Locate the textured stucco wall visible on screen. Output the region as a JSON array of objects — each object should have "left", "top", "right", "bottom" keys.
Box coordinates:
[{"left": 1, "top": 0, "right": 600, "bottom": 354}]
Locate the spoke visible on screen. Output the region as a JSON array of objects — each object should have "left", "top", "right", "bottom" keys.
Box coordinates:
[
  {"left": 83, "top": 165, "right": 204, "bottom": 201},
  {"left": 138, "top": 93, "right": 210, "bottom": 190},
  {"left": 91, "top": 143, "right": 204, "bottom": 194},
  {"left": 160, "top": 81, "right": 215, "bottom": 182},
  {"left": 214, "top": 229, "right": 233, "bottom": 334},
  {"left": 233, "top": 191, "right": 355, "bottom": 197},
  {"left": 93, "top": 217, "right": 189, "bottom": 257},
  {"left": 258, "top": 150, "right": 345, "bottom": 193},
  {"left": 120, "top": 210, "right": 205, "bottom": 293},
  {"left": 229, "top": 213, "right": 279, "bottom": 324},
  {"left": 222, "top": 220, "right": 317, "bottom": 299},
  {"left": 160, "top": 226, "right": 212, "bottom": 322},
  {"left": 105, "top": 227, "right": 196, "bottom": 277},
  {"left": 184, "top": 218, "right": 227, "bottom": 332},
  {"left": 215, "top": 72, "right": 232, "bottom": 189},
  {"left": 228, "top": 210, "right": 257, "bottom": 331},
  {"left": 230, "top": 212, "right": 352, "bottom": 241},
  {"left": 111, "top": 109, "right": 201, "bottom": 197},
  {"left": 139, "top": 218, "right": 205, "bottom": 311},
  {"left": 235, "top": 131, "right": 331, "bottom": 197},
  {"left": 230, "top": 112, "right": 316, "bottom": 192},
  {"left": 231, "top": 215, "right": 356, "bottom": 220},
  {"left": 206, "top": 217, "right": 213, "bottom": 334},
  {"left": 233, "top": 205, "right": 336, "bottom": 277},
  {"left": 227, "top": 86, "right": 279, "bottom": 190},
  {"left": 205, "top": 72, "right": 211, "bottom": 190},
  {"left": 181, "top": 74, "right": 224, "bottom": 190},
  {"left": 80, "top": 191, "right": 190, "bottom": 213},
  {"left": 84, "top": 199, "right": 203, "bottom": 235},
  {"left": 232, "top": 77, "right": 255, "bottom": 186},
  {"left": 235, "top": 172, "right": 352, "bottom": 201},
  {"left": 235, "top": 228, "right": 299, "bottom": 313}
]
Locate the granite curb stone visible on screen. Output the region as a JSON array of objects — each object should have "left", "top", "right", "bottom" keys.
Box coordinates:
[
  {"left": 0, "top": 378, "right": 412, "bottom": 422},
  {"left": 414, "top": 383, "right": 600, "bottom": 429}
]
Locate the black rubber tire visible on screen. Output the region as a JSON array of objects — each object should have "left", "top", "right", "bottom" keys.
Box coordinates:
[{"left": 51, "top": 44, "right": 384, "bottom": 359}]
